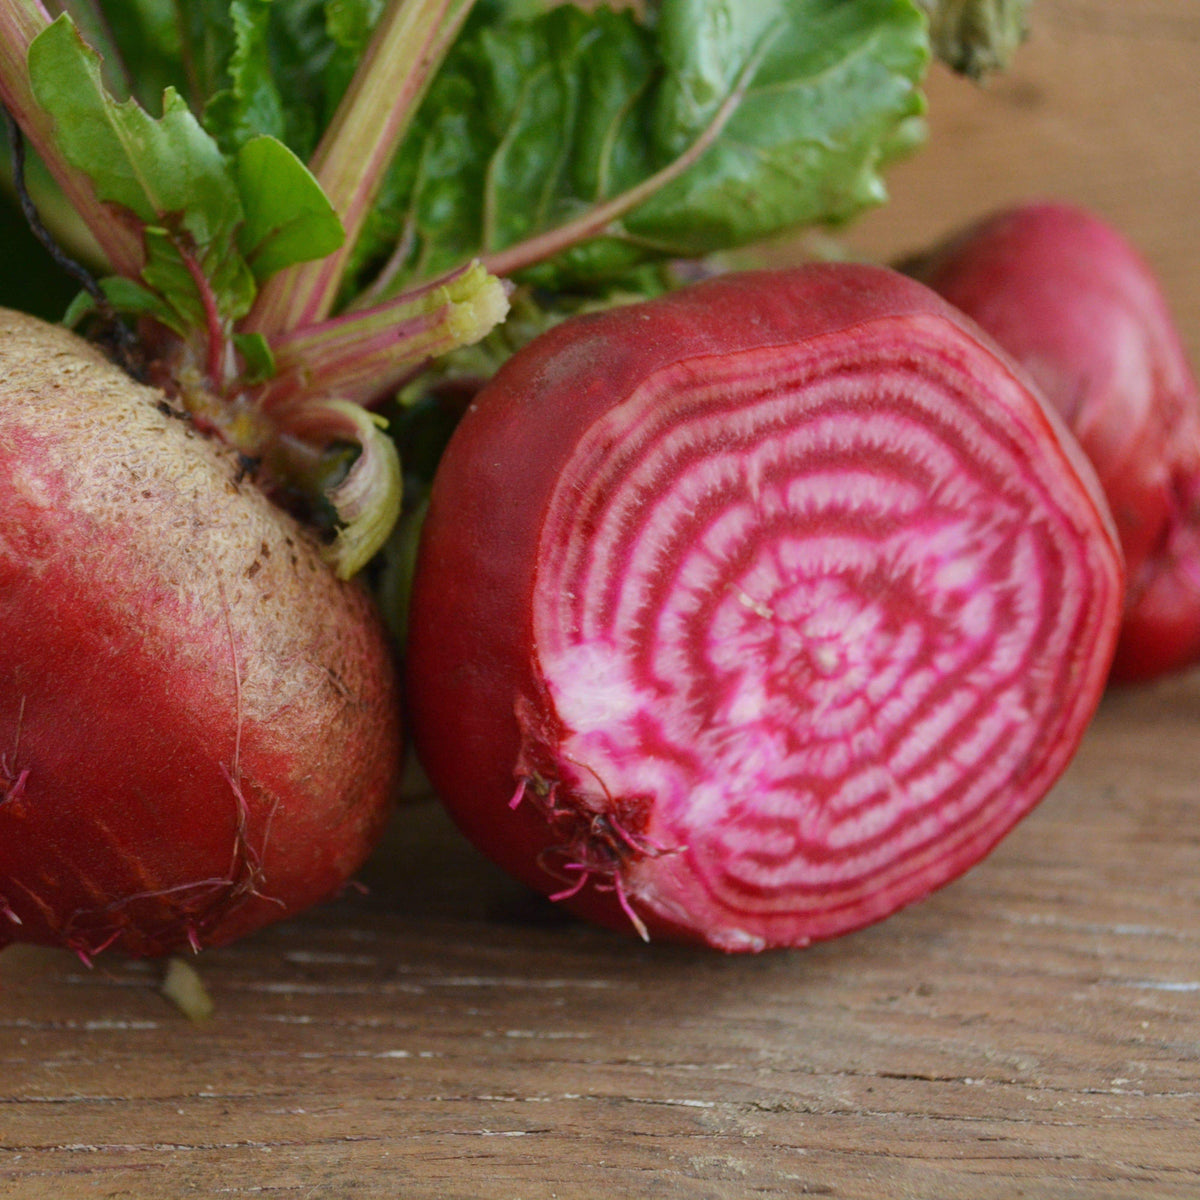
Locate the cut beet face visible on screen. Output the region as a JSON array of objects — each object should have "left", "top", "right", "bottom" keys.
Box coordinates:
[{"left": 406, "top": 265, "right": 1124, "bottom": 951}]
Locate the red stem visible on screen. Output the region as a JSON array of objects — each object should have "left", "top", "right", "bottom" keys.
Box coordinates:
[
  {"left": 243, "top": 0, "right": 475, "bottom": 340},
  {"left": 179, "top": 243, "right": 226, "bottom": 387}
]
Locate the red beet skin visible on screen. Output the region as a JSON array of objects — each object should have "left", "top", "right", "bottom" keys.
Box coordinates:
[
  {"left": 0, "top": 311, "right": 402, "bottom": 960},
  {"left": 906, "top": 201, "right": 1200, "bottom": 682},
  {"left": 406, "top": 264, "right": 1124, "bottom": 952}
]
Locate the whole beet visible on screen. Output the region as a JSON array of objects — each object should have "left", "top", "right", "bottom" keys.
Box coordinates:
[
  {"left": 0, "top": 310, "right": 402, "bottom": 960},
  {"left": 906, "top": 201, "right": 1200, "bottom": 682}
]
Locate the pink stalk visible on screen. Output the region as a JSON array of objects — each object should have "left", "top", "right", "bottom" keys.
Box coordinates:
[
  {"left": 178, "top": 242, "right": 228, "bottom": 387},
  {"left": 243, "top": 0, "right": 476, "bottom": 340},
  {"left": 256, "top": 262, "right": 509, "bottom": 415},
  {"left": 271, "top": 396, "right": 403, "bottom": 579}
]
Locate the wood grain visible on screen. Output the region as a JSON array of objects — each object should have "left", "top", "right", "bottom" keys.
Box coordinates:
[{"left": 3, "top": 3, "right": 1200, "bottom": 1197}]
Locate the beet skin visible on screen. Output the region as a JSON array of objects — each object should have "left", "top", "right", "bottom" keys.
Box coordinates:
[{"left": 0, "top": 310, "right": 402, "bottom": 960}]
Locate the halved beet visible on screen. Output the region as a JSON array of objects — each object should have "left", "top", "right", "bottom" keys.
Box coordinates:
[{"left": 405, "top": 265, "right": 1123, "bottom": 951}]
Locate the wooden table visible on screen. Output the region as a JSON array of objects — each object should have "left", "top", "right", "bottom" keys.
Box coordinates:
[{"left": 3, "top": 3, "right": 1200, "bottom": 1196}]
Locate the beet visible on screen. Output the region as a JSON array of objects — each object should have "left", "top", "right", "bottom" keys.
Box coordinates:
[
  {"left": 905, "top": 201, "right": 1200, "bottom": 682},
  {"left": 0, "top": 310, "right": 402, "bottom": 960},
  {"left": 405, "top": 264, "right": 1123, "bottom": 951}
]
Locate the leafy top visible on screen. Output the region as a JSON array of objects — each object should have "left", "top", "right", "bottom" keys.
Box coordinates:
[{"left": 0, "top": 0, "right": 937, "bottom": 575}]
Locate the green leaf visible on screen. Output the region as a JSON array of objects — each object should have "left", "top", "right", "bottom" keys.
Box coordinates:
[
  {"left": 92, "top": 0, "right": 200, "bottom": 109},
  {"left": 629, "top": 0, "right": 929, "bottom": 255},
  {"left": 61, "top": 275, "right": 189, "bottom": 335},
  {"left": 128, "top": 219, "right": 257, "bottom": 333},
  {"left": 326, "top": 0, "right": 386, "bottom": 52},
  {"left": 348, "top": 0, "right": 928, "bottom": 294},
  {"left": 204, "top": 0, "right": 287, "bottom": 153},
  {"left": 30, "top": 16, "right": 243, "bottom": 244},
  {"left": 348, "top": 4, "right": 656, "bottom": 289},
  {"left": 61, "top": 288, "right": 98, "bottom": 330},
  {"left": 233, "top": 330, "right": 277, "bottom": 382},
  {"left": 28, "top": 13, "right": 255, "bottom": 328},
  {"left": 197, "top": 0, "right": 383, "bottom": 160},
  {"left": 101, "top": 274, "right": 191, "bottom": 334},
  {"left": 235, "top": 135, "right": 345, "bottom": 281}
]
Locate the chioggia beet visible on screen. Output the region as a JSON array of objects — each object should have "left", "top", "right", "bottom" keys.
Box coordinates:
[
  {"left": 906, "top": 201, "right": 1200, "bottom": 681},
  {"left": 405, "top": 264, "right": 1124, "bottom": 951},
  {"left": 0, "top": 310, "right": 402, "bottom": 961}
]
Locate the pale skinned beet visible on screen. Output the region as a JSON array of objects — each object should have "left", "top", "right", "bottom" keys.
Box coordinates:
[
  {"left": 0, "top": 310, "right": 402, "bottom": 960},
  {"left": 405, "top": 264, "right": 1124, "bottom": 952},
  {"left": 905, "top": 201, "right": 1200, "bottom": 682}
]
